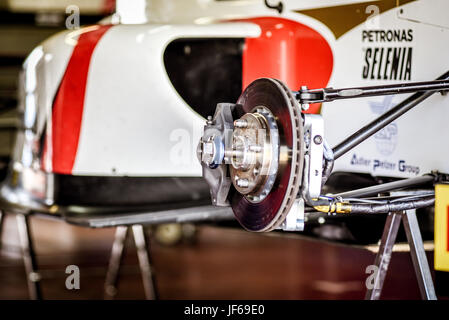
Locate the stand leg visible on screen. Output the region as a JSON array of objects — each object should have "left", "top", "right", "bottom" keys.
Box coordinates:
[
  {"left": 16, "top": 214, "right": 42, "bottom": 300},
  {"left": 132, "top": 225, "right": 157, "bottom": 300},
  {"left": 365, "top": 212, "right": 402, "bottom": 300},
  {"left": 104, "top": 226, "right": 128, "bottom": 299},
  {"left": 402, "top": 209, "right": 437, "bottom": 300}
]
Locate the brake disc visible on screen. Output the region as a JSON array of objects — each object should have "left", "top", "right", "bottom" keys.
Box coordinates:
[{"left": 229, "top": 78, "right": 304, "bottom": 232}]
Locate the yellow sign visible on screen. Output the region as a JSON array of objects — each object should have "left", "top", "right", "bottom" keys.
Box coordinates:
[{"left": 435, "top": 184, "right": 449, "bottom": 272}]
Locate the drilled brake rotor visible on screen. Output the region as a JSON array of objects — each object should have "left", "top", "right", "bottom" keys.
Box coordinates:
[{"left": 230, "top": 78, "right": 304, "bottom": 232}]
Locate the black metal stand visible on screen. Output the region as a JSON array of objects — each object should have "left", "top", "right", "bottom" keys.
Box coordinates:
[
  {"left": 365, "top": 209, "right": 437, "bottom": 300},
  {"left": 0, "top": 211, "right": 159, "bottom": 300},
  {"left": 0, "top": 211, "right": 43, "bottom": 300},
  {"left": 104, "top": 225, "right": 158, "bottom": 300},
  {"left": 15, "top": 213, "right": 42, "bottom": 300}
]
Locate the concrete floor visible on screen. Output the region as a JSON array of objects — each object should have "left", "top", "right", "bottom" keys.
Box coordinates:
[{"left": 0, "top": 214, "right": 434, "bottom": 299}]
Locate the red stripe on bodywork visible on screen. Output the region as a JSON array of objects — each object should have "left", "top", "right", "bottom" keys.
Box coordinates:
[
  {"left": 51, "top": 25, "right": 112, "bottom": 174},
  {"left": 239, "top": 17, "right": 333, "bottom": 114}
]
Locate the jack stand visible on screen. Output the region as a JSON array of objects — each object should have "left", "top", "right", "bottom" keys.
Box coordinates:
[
  {"left": 365, "top": 209, "right": 437, "bottom": 300},
  {"left": 0, "top": 211, "right": 158, "bottom": 300},
  {"left": 0, "top": 211, "right": 42, "bottom": 300},
  {"left": 16, "top": 213, "right": 42, "bottom": 300},
  {"left": 104, "top": 225, "right": 158, "bottom": 300}
]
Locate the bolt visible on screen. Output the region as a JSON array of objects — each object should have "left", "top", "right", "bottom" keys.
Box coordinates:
[
  {"left": 206, "top": 116, "right": 214, "bottom": 125},
  {"left": 249, "top": 145, "right": 262, "bottom": 153},
  {"left": 201, "top": 140, "right": 215, "bottom": 165},
  {"left": 299, "top": 86, "right": 310, "bottom": 111},
  {"left": 29, "top": 272, "right": 41, "bottom": 282},
  {"left": 234, "top": 119, "right": 248, "bottom": 128},
  {"left": 313, "top": 135, "right": 323, "bottom": 145},
  {"left": 236, "top": 178, "right": 249, "bottom": 188}
]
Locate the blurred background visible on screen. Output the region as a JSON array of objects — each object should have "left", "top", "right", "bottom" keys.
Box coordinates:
[{"left": 0, "top": 0, "right": 114, "bottom": 178}]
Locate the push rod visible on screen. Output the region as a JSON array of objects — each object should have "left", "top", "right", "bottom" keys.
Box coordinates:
[
  {"left": 297, "top": 75, "right": 449, "bottom": 104},
  {"left": 332, "top": 70, "right": 449, "bottom": 160}
]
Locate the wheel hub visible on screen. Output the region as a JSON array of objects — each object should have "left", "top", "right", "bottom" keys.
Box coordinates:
[{"left": 229, "top": 107, "right": 279, "bottom": 203}]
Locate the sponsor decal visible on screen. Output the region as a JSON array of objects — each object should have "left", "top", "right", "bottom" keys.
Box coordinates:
[
  {"left": 373, "top": 159, "right": 396, "bottom": 171},
  {"left": 350, "top": 154, "right": 419, "bottom": 175},
  {"left": 398, "top": 160, "right": 419, "bottom": 175},
  {"left": 351, "top": 154, "right": 371, "bottom": 167},
  {"left": 362, "top": 29, "right": 414, "bottom": 81},
  {"left": 369, "top": 96, "right": 397, "bottom": 156}
]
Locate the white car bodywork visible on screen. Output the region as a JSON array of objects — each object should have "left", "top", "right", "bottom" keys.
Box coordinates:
[{"left": 75, "top": 23, "right": 260, "bottom": 176}]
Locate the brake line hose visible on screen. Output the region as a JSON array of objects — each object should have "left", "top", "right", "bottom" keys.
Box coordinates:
[{"left": 314, "top": 196, "right": 434, "bottom": 214}]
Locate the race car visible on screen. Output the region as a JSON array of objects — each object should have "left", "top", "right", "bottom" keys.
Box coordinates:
[
  {"left": 1, "top": 0, "right": 335, "bottom": 214},
  {"left": 2, "top": 0, "right": 449, "bottom": 297}
]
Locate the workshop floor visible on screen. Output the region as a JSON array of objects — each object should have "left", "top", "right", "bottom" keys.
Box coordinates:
[{"left": 0, "top": 214, "right": 432, "bottom": 299}]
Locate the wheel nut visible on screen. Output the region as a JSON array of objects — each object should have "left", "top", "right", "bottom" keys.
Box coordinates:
[
  {"left": 313, "top": 135, "right": 323, "bottom": 145},
  {"left": 249, "top": 145, "right": 262, "bottom": 153},
  {"left": 234, "top": 119, "right": 248, "bottom": 128},
  {"left": 236, "top": 178, "right": 249, "bottom": 188},
  {"left": 201, "top": 140, "right": 215, "bottom": 165},
  {"left": 206, "top": 116, "right": 214, "bottom": 125}
]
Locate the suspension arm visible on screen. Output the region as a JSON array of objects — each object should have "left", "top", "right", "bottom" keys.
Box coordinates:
[
  {"left": 331, "top": 70, "right": 449, "bottom": 160},
  {"left": 295, "top": 72, "right": 449, "bottom": 105}
]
